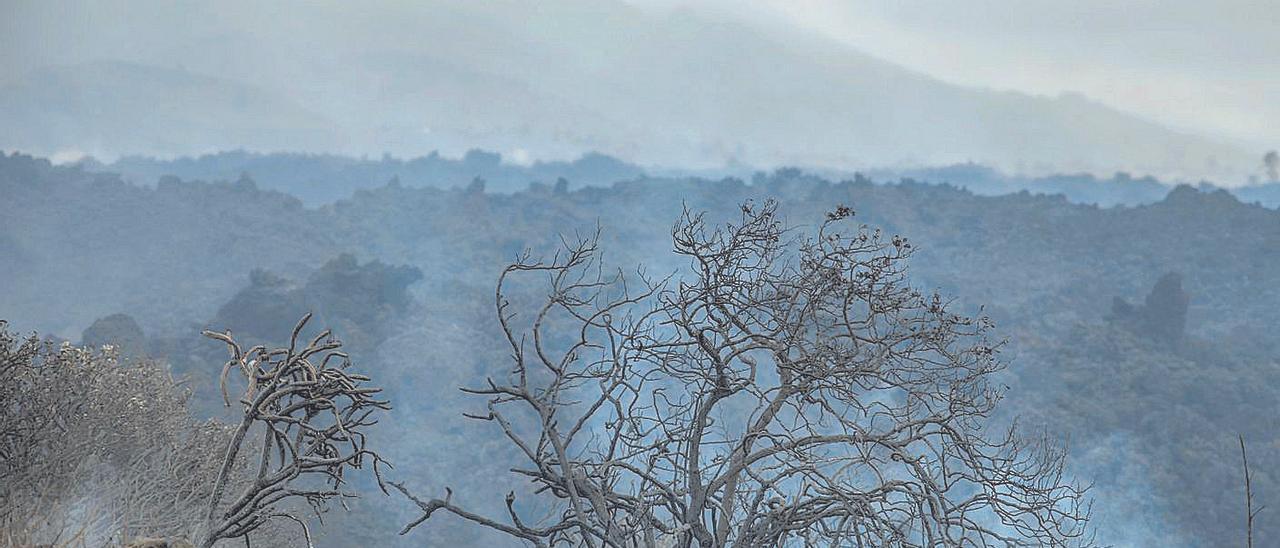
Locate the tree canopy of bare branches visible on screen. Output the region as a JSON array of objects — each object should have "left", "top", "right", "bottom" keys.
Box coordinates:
[
  {"left": 199, "top": 313, "right": 390, "bottom": 548},
  {"left": 397, "top": 201, "right": 1093, "bottom": 547}
]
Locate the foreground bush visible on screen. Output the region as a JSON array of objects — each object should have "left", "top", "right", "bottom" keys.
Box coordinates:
[
  {"left": 0, "top": 315, "right": 393, "bottom": 547},
  {"left": 0, "top": 321, "right": 247, "bottom": 545}
]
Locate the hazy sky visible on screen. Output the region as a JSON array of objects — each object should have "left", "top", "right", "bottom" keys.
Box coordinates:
[
  {"left": 642, "top": 0, "right": 1279, "bottom": 148},
  {"left": 1, "top": 0, "right": 1275, "bottom": 179}
]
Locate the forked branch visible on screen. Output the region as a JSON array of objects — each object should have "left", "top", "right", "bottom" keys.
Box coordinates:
[
  {"left": 398, "top": 202, "right": 1094, "bottom": 547},
  {"left": 199, "top": 313, "right": 390, "bottom": 548}
]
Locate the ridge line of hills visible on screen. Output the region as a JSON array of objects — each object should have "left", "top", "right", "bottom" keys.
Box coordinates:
[
  {"left": 7, "top": 149, "right": 1280, "bottom": 209},
  {"left": 0, "top": 0, "right": 1266, "bottom": 182}
]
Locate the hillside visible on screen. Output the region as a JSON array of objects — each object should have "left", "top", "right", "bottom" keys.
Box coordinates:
[
  {"left": 0, "top": 61, "right": 341, "bottom": 158},
  {"left": 3, "top": 152, "right": 1279, "bottom": 545},
  {"left": 97, "top": 149, "right": 645, "bottom": 203},
  {"left": 74, "top": 150, "right": 1280, "bottom": 209}
]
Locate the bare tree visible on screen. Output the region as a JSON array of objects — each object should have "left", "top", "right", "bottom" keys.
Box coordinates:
[
  {"left": 396, "top": 201, "right": 1093, "bottom": 547},
  {"left": 199, "top": 313, "right": 390, "bottom": 548},
  {"left": 1240, "top": 435, "right": 1265, "bottom": 548}
]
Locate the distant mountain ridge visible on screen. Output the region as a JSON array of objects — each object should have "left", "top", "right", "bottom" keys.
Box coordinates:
[
  {"left": 94, "top": 149, "right": 645, "bottom": 204},
  {"left": 0, "top": 61, "right": 341, "bottom": 158},
  {"left": 0, "top": 1, "right": 1261, "bottom": 182},
  {"left": 64, "top": 150, "right": 1280, "bottom": 208}
]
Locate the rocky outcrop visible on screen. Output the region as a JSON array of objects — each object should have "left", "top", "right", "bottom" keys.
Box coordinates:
[
  {"left": 81, "top": 313, "right": 148, "bottom": 359},
  {"left": 1109, "top": 272, "right": 1190, "bottom": 347}
]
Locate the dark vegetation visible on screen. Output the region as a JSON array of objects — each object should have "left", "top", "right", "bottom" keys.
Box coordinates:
[
  {"left": 862, "top": 163, "right": 1280, "bottom": 208},
  {"left": 3, "top": 149, "right": 1279, "bottom": 545},
  {"left": 206, "top": 254, "right": 421, "bottom": 359},
  {"left": 86, "top": 151, "right": 1280, "bottom": 208},
  {"left": 91, "top": 150, "right": 645, "bottom": 204}
]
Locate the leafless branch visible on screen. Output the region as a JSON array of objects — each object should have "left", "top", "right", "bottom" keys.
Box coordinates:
[
  {"left": 398, "top": 201, "right": 1094, "bottom": 547},
  {"left": 199, "top": 313, "right": 390, "bottom": 548},
  {"left": 1241, "top": 434, "right": 1265, "bottom": 548}
]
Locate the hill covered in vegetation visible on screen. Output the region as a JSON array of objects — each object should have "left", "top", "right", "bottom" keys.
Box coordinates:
[
  {"left": 76, "top": 150, "right": 1280, "bottom": 209},
  {"left": 3, "top": 150, "right": 1279, "bottom": 546}
]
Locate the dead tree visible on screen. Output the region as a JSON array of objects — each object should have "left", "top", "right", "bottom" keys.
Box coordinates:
[
  {"left": 397, "top": 201, "right": 1093, "bottom": 547},
  {"left": 200, "top": 313, "right": 389, "bottom": 548},
  {"left": 1240, "top": 435, "right": 1265, "bottom": 548}
]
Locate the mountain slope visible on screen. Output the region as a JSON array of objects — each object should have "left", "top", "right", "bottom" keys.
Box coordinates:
[
  {"left": 0, "top": 0, "right": 1256, "bottom": 181},
  {"left": 0, "top": 61, "right": 341, "bottom": 158}
]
